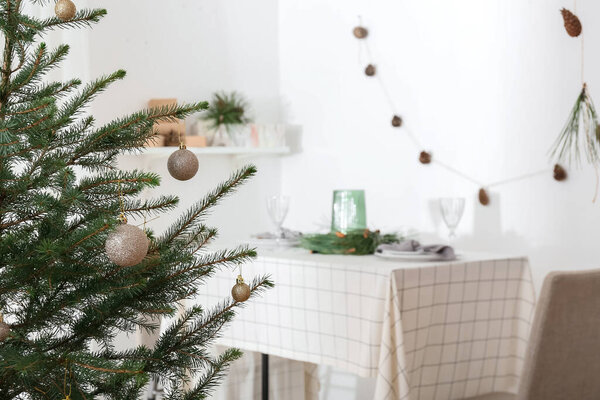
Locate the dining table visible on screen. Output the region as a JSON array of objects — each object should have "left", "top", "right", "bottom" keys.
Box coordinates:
[{"left": 186, "top": 249, "right": 536, "bottom": 400}]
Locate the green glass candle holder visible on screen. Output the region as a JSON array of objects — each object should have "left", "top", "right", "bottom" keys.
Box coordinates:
[{"left": 331, "top": 190, "right": 367, "bottom": 234}]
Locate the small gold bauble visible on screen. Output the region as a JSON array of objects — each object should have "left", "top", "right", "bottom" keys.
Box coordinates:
[
  {"left": 55, "top": 0, "right": 76, "bottom": 21},
  {"left": 167, "top": 147, "right": 199, "bottom": 181},
  {"left": 231, "top": 275, "right": 251, "bottom": 302},
  {"left": 105, "top": 223, "right": 149, "bottom": 267},
  {"left": 0, "top": 321, "right": 10, "bottom": 342}
]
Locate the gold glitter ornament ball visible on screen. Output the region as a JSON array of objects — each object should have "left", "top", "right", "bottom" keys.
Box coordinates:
[
  {"left": 105, "top": 224, "right": 149, "bottom": 267},
  {"left": 231, "top": 275, "right": 251, "bottom": 302},
  {"left": 55, "top": 0, "right": 76, "bottom": 21},
  {"left": 168, "top": 148, "right": 199, "bottom": 181},
  {"left": 0, "top": 321, "right": 10, "bottom": 342}
]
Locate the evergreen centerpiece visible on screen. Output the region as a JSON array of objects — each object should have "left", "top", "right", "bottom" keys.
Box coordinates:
[
  {"left": 301, "top": 230, "right": 400, "bottom": 255},
  {"left": 201, "top": 92, "right": 250, "bottom": 146},
  {"left": 0, "top": 1, "right": 271, "bottom": 398}
]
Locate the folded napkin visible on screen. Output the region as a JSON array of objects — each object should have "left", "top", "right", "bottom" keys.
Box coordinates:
[{"left": 376, "top": 240, "right": 456, "bottom": 261}]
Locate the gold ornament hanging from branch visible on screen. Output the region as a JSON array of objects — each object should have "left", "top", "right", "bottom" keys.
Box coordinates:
[
  {"left": 561, "top": 8, "right": 582, "bottom": 37},
  {"left": 231, "top": 275, "right": 251, "bottom": 302},
  {"left": 550, "top": 83, "right": 600, "bottom": 166},
  {"left": 365, "top": 64, "right": 376, "bottom": 77},
  {"left": 553, "top": 164, "right": 568, "bottom": 181},
  {"left": 55, "top": 0, "right": 76, "bottom": 21},
  {"left": 419, "top": 151, "right": 432, "bottom": 164},
  {"left": 478, "top": 188, "right": 490, "bottom": 206},
  {"left": 168, "top": 144, "right": 199, "bottom": 181},
  {"left": 105, "top": 182, "right": 149, "bottom": 267},
  {"left": 353, "top": 26, "right": 368, "bottom": 39},
  {"left": 105, "top": 220, "right": 149, "bottom": 267},
  {"left": 0, "top": 314, "right": 10, "bottom": 342}
]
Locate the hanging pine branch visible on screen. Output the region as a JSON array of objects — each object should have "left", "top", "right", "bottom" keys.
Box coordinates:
[{"left": 550, "top": 83, "right": 600, "bottom": 166}]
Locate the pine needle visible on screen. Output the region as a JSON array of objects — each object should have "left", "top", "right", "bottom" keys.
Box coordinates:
[{"left": 550, "top": 83, "right": 600, "bottom": 166}]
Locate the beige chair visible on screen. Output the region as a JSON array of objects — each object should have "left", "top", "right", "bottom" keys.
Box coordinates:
[{"left": 466, "top": 269, "right": 600, "bottom": 400}]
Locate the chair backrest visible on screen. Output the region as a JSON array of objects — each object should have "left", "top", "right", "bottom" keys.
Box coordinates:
[{"left": 518, "top": 269, "right": 600, "bottom": 400}]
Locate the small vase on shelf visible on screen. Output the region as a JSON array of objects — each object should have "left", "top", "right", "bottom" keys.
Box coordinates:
[{"left": 211, "top": 124, "right": 232, "bottom": 147}]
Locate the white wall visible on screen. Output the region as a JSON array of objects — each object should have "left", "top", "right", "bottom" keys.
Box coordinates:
[
  {"left": 278, "top": 2, "right": 600, "bottom": 396},
  {"left": 279, "top": 0, "right": 600, "bottom": 291},
  {"left": 48, "top": 0, "right": 285, "bottom": 242},
  {"left": 49, "top": 0, "right": 600, "bottom": 399}
]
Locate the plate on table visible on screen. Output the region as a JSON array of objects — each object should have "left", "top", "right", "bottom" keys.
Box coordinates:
[{"left": 375, "top": 251, "right": 458, "bottom": 261}]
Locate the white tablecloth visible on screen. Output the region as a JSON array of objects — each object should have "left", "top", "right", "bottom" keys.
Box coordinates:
[{"left": 192, "top": 251, "right": 535, "bottom": 400}]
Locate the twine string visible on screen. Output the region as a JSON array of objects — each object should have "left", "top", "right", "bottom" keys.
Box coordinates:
[
  {"left": 118, "top": 180, "right": 125, "bottom": 221},
  {"left": 431, "top": 159, "right": 484, "bottom": 187},
  {"left": 487, "top": 169, "right": 549, "bottom": 188},
  {"left": 357, "top": 16, "right": 364, "bottom": 65},
  {"left": 581, "top": 24, "right": 585, "bottom": 85},
  {"left": 355, "top": 16, "right": 554, "bottom": 192},
  {"left": 593, "top": 164, "right": 598, "bottom": 203},
  {"left": 135, "top": 215, "right": 160, "bottom": 228},
  {"left": 62, "top": 363, "right": 72, "bottom": 400},
  {"left": 402, "top": 126, "right": 425, "bottom": 152},
  {"left": 574, "top": 0, "right": 584, "bottom": 85}
]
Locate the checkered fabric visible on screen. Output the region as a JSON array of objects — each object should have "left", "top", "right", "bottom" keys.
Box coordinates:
[{"left": 194, "top": 251, "right": 535, "bottom": 400}]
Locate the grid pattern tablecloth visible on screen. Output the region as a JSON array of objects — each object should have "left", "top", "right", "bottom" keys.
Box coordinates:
[{"left": 194, "top": 251, "right": 535, "bottom": 400}]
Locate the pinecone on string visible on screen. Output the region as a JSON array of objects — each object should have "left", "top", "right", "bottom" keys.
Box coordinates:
[
  {"left": 419, "top": 151, "right": 431, "bottom": 164},
  {"left": 553, "top": 164, "right": 568, "bottom": 181},
  {"left": 353, "top": 26, "right": 368, "bottom": 39},
  {"left": 478, "top": 188, "right": 490, "bottom": 206},
  {"left": 365, "top": 64, "right": 376, "bottom": 77},
  {"left": 561, "top": 8, "right": 582, "bottom": 37},
  {"left": 391, "top": 115, "right": 403, "bottom": 127}
]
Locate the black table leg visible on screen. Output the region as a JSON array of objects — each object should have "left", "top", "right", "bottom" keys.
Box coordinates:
[{"left": 261, "top": 353, "right": 269, "bottom": 400}]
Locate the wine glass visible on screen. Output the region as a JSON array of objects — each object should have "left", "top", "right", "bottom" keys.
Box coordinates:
[
  {"left": 266, "top": 195, "right": 290, "bottom": 240},
  {"left": 439, "top": 197, "right": 465, "bottom": 244}
]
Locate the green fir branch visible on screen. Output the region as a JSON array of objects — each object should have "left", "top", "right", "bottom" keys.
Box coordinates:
[
  {"left": 159, "top": 165, "right": 257, "bottom": 245},
  {"left": 301, "top": 230, "right": 401, "bottom": 255},
  {"left": 550, "top": 84, "right": 600, "bottom": 166}
]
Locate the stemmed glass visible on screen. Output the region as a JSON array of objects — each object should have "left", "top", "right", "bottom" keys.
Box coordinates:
[
  {"left": 439, "top": 197, "right": 465, "bottom": 245},
  {"left": 266, "top": 195, "right": 290, "bottom": 240}
]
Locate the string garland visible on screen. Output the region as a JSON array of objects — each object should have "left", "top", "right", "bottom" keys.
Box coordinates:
[{"left": 353, "top": 16, "right": 568, "bottom": 206}]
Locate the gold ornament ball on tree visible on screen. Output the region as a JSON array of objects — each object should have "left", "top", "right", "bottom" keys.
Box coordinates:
[
  {"left": 105, "top": 223, "right": 149, "bottom": 267},
  {"left": 55, "top": 0, "right": 77, "bottom": 21},
  {"left": 168, "top": 145, "right": 199, "bottom": 181},
  {"left": 0, "top": 317, "right": 10, "bottom": 342},
  {"left": 560, "top": 8, "right": 582, "bottom": 37},
  {"left": 231, "top": 275, "right": 251, "bottom": 302}
]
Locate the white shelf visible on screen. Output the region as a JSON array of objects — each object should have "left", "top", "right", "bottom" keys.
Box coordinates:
[{"left": 124, "top": 146, "right": 291, "bottom": 157}]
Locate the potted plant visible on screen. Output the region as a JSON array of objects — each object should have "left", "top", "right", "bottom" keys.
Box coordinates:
[{"left": 201, "top": 91, "right": 250, "bottom": 146}]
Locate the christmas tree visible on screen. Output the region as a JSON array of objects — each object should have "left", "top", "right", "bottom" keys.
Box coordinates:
[{"left": 0, "top": 1, "right": 272, "bottom": 398}]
